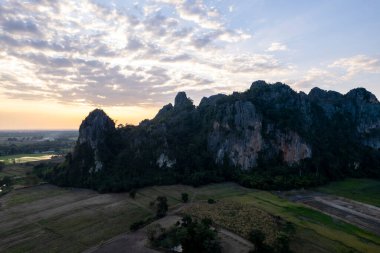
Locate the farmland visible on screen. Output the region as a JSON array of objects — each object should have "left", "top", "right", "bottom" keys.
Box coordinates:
[
  {"left": 182, "top": 200, "right": 285, "bottom": 245},
  {"left": 1, "top": 179, "right": 380, "bottom": 253},
  {"left": 0, "top": 185, "right": 155, "bottom": 253},
  {"left": 316, "top": 178, "right": 380, "bottom": 207},
  {"left": 0, "top": 130, "right": 77, "bottom": 158}
]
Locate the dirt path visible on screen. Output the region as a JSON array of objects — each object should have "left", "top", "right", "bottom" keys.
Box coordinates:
[
  {"left": 281, "top": 191, "right": 380, "bottom": 236},
  {"left": 219, "top": 228, "right": 253, "bottom": 253}
]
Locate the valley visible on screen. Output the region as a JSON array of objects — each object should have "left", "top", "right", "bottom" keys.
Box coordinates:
[
  {"left": 1, "top": 164, "right": 379, "bottom": 253},
  {"left": 1, "top": 128, "right": 380, "bottom": 253}
]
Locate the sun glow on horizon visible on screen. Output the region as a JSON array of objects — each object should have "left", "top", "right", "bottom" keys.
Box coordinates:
[
  {"left": 1, "top": 0, "right": 379, "bottom": 130},
  {"left": 0, "top": 97, "right": 159, "bottom": 130}
]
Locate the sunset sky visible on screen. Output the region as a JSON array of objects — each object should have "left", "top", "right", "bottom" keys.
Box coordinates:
[{"left": 0, "top": 0, "right": 379, "bottom": 130}]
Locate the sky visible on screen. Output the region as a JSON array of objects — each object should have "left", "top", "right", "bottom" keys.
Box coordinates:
[{"left": 0, "top": 0, "right": 379, "bottom": 130}]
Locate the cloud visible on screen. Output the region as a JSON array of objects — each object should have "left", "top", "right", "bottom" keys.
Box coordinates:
[
  {"left": 0, "top": 0, "right": 291, "bottom": 108},
  {"left": 161, "top": 53, "right": 191, "bottom": 62},
  {"left": 1, "top": 19, "right": 40, "bottom": 35},
  {"left": 126, "top": 36, "right": 144, "bottom": 50},
  {"left": 157, "top": 0, "right": 223, "bottom": 30},
  {"left": 267, "top": 42, "right": 288, "bottom": 52},
  {"left": 329, "top": 55, "right": 380, "bottom": 78},
  {"left": 292, "top": 68, "right": 336, "bottom": 89}
]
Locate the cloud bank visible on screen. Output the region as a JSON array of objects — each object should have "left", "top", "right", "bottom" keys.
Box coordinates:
[
  {"left": 0, "top": 0, "right": 293, "bottom": 107},
  {"left": 0, "top": 0, "right": 378, "bottom": 111}
]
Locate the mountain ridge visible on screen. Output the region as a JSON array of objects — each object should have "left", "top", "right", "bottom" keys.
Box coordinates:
[{"left": 42, "top": 81, "right": 380, "bottom": 192}]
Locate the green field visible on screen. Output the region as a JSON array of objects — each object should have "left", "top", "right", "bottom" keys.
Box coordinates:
[
  {"left": 1, "top": 182, "right": 379, "bottom": 253},
  {"left": 190, "top": 183, "right": 380, "bottom": 253},
  {"left": 0, "top": 153, "right": 54, "bottom": 164},
  {"left": 316, "top": 178, "right": 380, "bottom": 207}
]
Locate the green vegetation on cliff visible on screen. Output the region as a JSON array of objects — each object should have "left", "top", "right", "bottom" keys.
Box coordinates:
[{"left": 37, "top": 81, "right": 380, "bottom": 192}]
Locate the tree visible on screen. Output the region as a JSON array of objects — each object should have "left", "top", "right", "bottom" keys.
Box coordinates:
[
  {"left": 207, "top": 198, "right": 216, "bottom": 204},
  {"left": 147, "top": 223, "right": 165, "bottom": 241},
  {"left": 181, "top": 192, "right": 189, "bottom": 203},
  {"left": 0, "top": 161, "right": 4, "bottom": 171},
  {"left": 156, "top": 196, "right": 168, "bottom": 218},
  {"left": 129, "top": 189, "right": 137, "bottom": 199},
  {"left": 274, "top": 232, "right": 292, "bottom": 253},
  {"left": 179, "top": 216, "right": 221, "bottom": 253},
  {"left": 249, "top": 229, "right": 269, "bottom": 253},
  {"left": 0, "top": 176, "right": 12, "bottom": 187}
]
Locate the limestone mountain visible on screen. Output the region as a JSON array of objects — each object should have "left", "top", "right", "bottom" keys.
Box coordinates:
[{"left": 45, "top": 81, "right": 380, "bottom": 192}]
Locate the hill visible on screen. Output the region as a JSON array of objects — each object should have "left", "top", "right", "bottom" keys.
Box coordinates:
[{"left": 38, "top": 81, "right": 380, "bottom": 192}]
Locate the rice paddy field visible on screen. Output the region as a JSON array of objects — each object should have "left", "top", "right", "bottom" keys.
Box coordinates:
[
  {"left": 190, "top": 183, "right": 380, "bottom": 253},
  {"left": 1, "top": 180, "right": 380, "bottom": 253},
  {"left": 316, "top": 178, "right": 380, "bottom": 207}
]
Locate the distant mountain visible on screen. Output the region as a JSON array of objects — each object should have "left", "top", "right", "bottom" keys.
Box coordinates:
[{"left": 43, "top": 81, "right": 380, "bottom": 192}]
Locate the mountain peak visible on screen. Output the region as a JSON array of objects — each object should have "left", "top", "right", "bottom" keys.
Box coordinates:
[
  {"left": 308, "top": 87, "right": 343, "bottom": 101},
  {"left": 250, "top": 80, "right": 268, "bottom": 90},
  {"left": 80, "top": 109, "right": 114, "bottom": 129},
  {"left": 78, "top": 109, "right": 115, "bottom": 148},
  {"left": 174, "top": 92, "right": 188, "bottom": 106},
  {"left": 174, "top": 91, "right": 193, "bottom": 108},
  {"left": 86, "top": 108, "right": 108, "bottom": 119},
  {"left": 77, "top": 109, "right": 115, "bottom": 173},
  {"left": 346, "top": 88, "right": 379, "bottom": 104}
]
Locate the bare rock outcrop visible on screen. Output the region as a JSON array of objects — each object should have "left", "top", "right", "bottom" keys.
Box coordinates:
[{"left": 76, "top": 109, "right": 115, "bottom": 172}]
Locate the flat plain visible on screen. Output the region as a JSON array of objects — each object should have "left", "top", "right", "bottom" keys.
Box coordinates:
[
  {"left": 316, "top": 178, "right": 380, "bottom": 207},
  {"left": 1, "top": 180, "right": 380, "bottom": 253}
]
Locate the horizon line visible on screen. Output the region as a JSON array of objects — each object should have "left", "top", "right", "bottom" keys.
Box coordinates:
[{"left": 0, "top": 129, "right": 79, "bottom": 132}]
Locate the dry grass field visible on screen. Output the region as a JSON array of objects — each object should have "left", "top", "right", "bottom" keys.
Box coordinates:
[{"left": 1, "top": 179, "right": 380, "bottom": 253}]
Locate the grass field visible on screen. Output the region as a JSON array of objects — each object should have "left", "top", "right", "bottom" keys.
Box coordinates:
[
  {"left": 316, "top": 178, "right": 380, "bottom": 207},
  {"left": 0, "top": 163, "right": 43, "bottom": 189},
  {"left": 0, "top": 185, "right": 167, "bottom": 253},
  {"left": 190, "top": 183, "right": 380, "bottom": 253},
  {"left": 0, "top": 153, "right": 54, "bottom": 164},
  {"left": 1, "top": 182, "right": 379, "bottom": 253}
]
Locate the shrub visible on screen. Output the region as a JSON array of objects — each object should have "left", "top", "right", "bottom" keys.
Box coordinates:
[
  {"left": 130, "top": 220, "right": 145, "bottom": 231},
  {"left": 249, "top": 229, "right": 266, "bottom": 251},
  {"left": 181, "top": 192, "right": 189, "bottom": 203},
  {"left": 207, "top": 198, "right": 216, "bottom": 204},
  {"left": 156, "top": 196, "right": 168, "bottom": 218},
  {"left": 129, "top": 189, "right": 137, "bottom": 199},
  {"left": 149, "top": 216, "right": 221, "bottom": 253},
  {"left": 147, "top": 223, "right": 165, "bottom": 241}
]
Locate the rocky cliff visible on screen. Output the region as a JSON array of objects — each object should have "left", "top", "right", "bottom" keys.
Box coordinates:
[
  {"left": 207, "top": 100, "right": 312, "bottom": 170},
  {"left": 76, "top": 109, "right": 115, "bottom": 173},
  {"left": 49, "top": 81, "right": 380, "bottom": 191}
]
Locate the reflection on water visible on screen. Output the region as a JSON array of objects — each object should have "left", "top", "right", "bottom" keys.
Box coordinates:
[{"left": 0, "top": 155, "right": 53, "bottom": 164}]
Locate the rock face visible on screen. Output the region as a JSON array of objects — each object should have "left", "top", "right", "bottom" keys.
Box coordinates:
[
  {"left": 208, "top": 101, "right": 263, "bottom": 169},
  {"left": 277, "top": 131, "right": 312, "bottom": 164},
  {"left": 309, "top": 87, "right": 380, "bottom": 149},
  {"left": 157, "top": 153, "right": 176, "bottom": 168},
  {"left": 76, "top": 109, "right": 115, "bottom": 172},
  {"left": 207, "top": 100, "right": 312, "bottom": 170},
  {"left": 58, "top": 81, "right": 380, "bottom": 191},
  {"left": 72, "top": 82, "right": 380, "bottom": 172}
]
